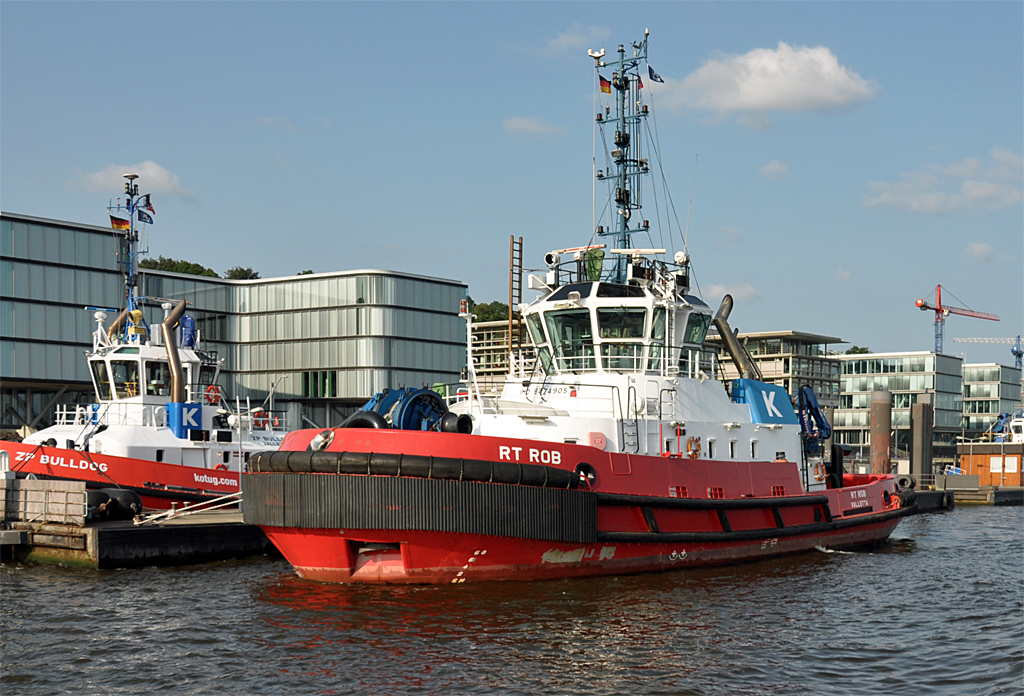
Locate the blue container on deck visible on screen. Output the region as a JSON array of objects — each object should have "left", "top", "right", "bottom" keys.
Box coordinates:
[
  {"left": 731, "top": 379, "right": 799, "bottom": 425},
  {"left": 166, "top": 402, "right": 203, "bottom": 439}
]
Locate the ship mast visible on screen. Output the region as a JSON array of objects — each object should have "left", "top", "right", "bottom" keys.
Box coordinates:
[
  {"left": 108, "top": 173, "right": 152, "bottom": 342},
  {"left": 592, "top": 31, "right": 652, "bottom": 283}
]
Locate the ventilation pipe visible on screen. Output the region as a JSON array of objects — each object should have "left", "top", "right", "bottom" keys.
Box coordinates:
[
  {"left": 106, "top": 308, "right": 129, "bottom": 342},
  {"left": 161, "top": 300, "right": 187, "bottom": 403},
  {"left": 713, "top": 294, "right": 762, "bottom": 381}
]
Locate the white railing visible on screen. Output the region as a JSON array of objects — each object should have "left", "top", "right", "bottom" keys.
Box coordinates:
[{"left": 55, "top": 402, "right": 167, "bottom": 428}]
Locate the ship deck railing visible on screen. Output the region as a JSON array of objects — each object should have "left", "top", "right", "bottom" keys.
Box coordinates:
[{"left": 443, "top": 380, "right": 694, "bottom": 422}]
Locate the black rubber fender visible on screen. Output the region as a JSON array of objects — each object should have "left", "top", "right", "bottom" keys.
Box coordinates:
[
  {"left": 340, "top": 411, "right": 390, "bottom": 429},
  {"left": 86, "top": 490, "right": 111, "bottom": 520},
  {"left": 99, "top": 488, "right": 143, "bottom": 519},
  {"left": 245, "top": 449, "right": 577, "bottom": 489},
  {"left": 896, "top": 489, "right": 917, "bottom": 508},
  {"left": 942, "top": 491, "right": 955, "bottom": 511},
  {"left": 896, "top": 474, "right": 917, "bottom": 491}
]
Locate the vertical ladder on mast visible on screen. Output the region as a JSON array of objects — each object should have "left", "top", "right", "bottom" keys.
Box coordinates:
[{"left": 508, "top": 236, "right": 524, "bottom": 374}]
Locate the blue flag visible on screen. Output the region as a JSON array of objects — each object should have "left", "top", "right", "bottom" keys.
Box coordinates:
[
  {"left": 137, "top": 209, "right": 154, "bottom": 225},
  {"left": 648, "top": 64, "right": 664, "bottom": 83}
]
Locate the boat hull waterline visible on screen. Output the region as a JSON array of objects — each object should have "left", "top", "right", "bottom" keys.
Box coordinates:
[{"left": 263, "top": 517, "right": 906, "bottom": 585}]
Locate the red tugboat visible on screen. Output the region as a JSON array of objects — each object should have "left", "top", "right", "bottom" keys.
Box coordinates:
[{"left": 242, "top": 33, "right": 916, "bottom": 584}]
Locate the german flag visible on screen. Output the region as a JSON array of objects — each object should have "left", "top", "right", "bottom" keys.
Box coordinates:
[
  {"left": 600, "top": 75, "right": 611, "bottom": 94},
  {"left": 110, "top": 214, "right": 130, "bottom": 230}
]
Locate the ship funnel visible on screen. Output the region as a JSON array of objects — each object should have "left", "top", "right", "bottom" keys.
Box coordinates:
[
  {"left": 161, "top": 299, "right": 188, "bottom": 403},
  {"left": 713, "top": 295, "right": 762, "bottom": 381}
]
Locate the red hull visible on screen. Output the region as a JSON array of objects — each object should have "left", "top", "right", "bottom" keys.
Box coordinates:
[
  {"left": 264, "top": 515, "right": 903, "bottom": 585},
  {"left": 244, "top": 429, "right": 912, "bottom": 584},
  {"left": 1, "top": 440, "right": 240, "bottom": 510}
]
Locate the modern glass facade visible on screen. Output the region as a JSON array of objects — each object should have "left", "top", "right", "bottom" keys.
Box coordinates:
[
  {"left": 2, "top": 212, "right": 467, "bottom": 430},
  {"left": 962, "top": 363, "right": 1022, "bottom": 436},
  {"left": 833, "top": 351, "right": 963, "bottom": 465}
]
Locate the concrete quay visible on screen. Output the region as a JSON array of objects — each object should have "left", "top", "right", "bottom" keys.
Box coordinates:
[{"left": 0, "top": 509, "right": 276, "bottom": 569}]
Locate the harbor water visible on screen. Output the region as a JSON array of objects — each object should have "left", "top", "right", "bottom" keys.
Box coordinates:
[{"left": 2, "top": 506, "right": 1022, "bottom": 695}]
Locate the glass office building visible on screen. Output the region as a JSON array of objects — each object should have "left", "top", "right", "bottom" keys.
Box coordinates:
[
  {"left": 2, "top": 212, "right": 467, "bottom": 431},
  {"left": 833, "top": 351, "right": 963, "bottom": 466},
  {"left": 962, "top": 363, "right": 1022, "bottom": 437}
]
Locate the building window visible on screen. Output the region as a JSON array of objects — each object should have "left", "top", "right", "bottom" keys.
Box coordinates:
[{"left": 302, "top": 370, "right": 337, "bottom": 399}]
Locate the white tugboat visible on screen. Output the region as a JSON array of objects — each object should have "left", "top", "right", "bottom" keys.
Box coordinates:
[{"left": 2, "top": 174, "right": 287, "bottom": 509}]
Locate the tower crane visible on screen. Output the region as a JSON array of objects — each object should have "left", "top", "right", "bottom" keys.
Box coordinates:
[
  {"left": 951, "top": 336, "right": 1023, "bottom": 370},
  {"left": 915, "top": 284, "right": 999, "bottom": 355}
]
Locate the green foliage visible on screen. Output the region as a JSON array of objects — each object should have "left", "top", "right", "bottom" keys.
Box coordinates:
[
  {"left": 225, "top": 266, "right": 261, "bottom": 280},
  {"left": 846, "top": 345, "right": 871, "bottom": 354},
  {"left": 139, "top": 256, "right": 218, "bottom": 277},
  {"left": 466, "top": 296, "right": 509, "bottom": 323},
  {"left": 297, "top": 269, "right": 314, "bottom": 275}
]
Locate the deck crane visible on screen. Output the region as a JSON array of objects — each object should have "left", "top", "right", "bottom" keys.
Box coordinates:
[
  {"left": 915, "top": 285, "right": 999, "bottom": 355},
  {"left": 951, "top": 336, "right": 1023, "bottom": 370}
]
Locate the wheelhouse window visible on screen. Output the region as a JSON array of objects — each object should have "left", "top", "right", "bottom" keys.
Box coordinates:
[
  {"left": 91, "top": 361, "right": 112, "bottom": 401},
  {"left": 647, "top": 308, "right": 667, "bottom": 371},
  {"left": 597, "top": 308, "right": 647, "bottom": 339},
  {"left": 596, "top": 284, "right": 646, "bottom": 298},
  {"left": 526, "top": 313, "right": 547, "bottom": 346},
  {"left": 110, "top": 359, "right": 141, "bottom": 399},
  {"left": 544, "top": 310, "right": 595, "bottom": 372},
  {"left": 684, "top": 312, "right": 711, "bottom": 345},
  {"left": 598, "top": 308, "right": 646, "bottom": 372},
  {"left": 602, "top": 343, "right": 644, "bottom": 371},
  {"left": 546, "top": 283, "right": 593, "bottom": 302},
  {"left": 145, "top": 361, "right": 171, "bottom": 396}
]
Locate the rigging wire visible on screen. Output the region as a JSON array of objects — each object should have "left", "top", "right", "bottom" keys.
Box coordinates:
[{"left": 683, "top": 155, "right": 698, "bottom": 254}]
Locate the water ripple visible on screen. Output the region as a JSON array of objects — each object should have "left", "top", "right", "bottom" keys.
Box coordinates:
[{"left": 2, "top": 507, "right": 1021, "bottom": 695}]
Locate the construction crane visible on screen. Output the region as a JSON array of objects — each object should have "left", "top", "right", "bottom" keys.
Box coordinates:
[
  {"left": 915, "top": 284, "right": 999, "bottom": 355},
  {"left": 952, "top": 336, "right": 1023, "bottom": 370}
]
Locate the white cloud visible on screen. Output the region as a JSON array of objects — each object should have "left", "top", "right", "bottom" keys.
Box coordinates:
[
  {"left": 990, "top": 147, "right": 1024, "bottom": 177},
  {"left": 836, "top": 267, "right": 852, "bottom": 281},
  {"left": 657, "top": 42, "right": 876, "bottom": 122},
  {"left": 759, "top": 160, "right": 789, "bottom": 181},
  {"left": 704, "top": 282, "right": 759, "bottom": 304},
  {"left": 72, "top": 161, "right": 193, "bottom": 198},
  {"left": 716, "top": 225, "right": 741, "bottom": 243},
  {"left": 965, "top": 242, "right": 994, "bottom": 262},
  {"left": 864, "top": 148, "right": 1023, "bottom": 214},
  {"left": 503, "top": 116, "right": 563, "bottom": 136},
  {"left": 543, "top": 23, "right": 610, "bottom": 56}
]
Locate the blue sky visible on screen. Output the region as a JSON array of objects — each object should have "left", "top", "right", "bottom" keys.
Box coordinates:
[{"left": 3, "top": 2, "right": 1022, "bottom": 366}]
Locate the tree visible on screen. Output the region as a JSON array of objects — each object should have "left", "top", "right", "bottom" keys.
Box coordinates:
[
  {"left": 466, "top": 296, "right": 509, "bottom": 323},
  {"left": 225, "top": 266, "right": 260, "bottom": 280},
  {"left": 846, "top": 345, "right": 871, "bottom": 354},
  {"left": 139, "top": 256, "right": 218, "bottom": 277},
  {"left": 297, "top": 269, "right": 314, "bottom": 275}
]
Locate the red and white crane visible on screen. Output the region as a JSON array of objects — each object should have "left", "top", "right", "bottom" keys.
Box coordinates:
[{"left": 915, "top": 285, "right": 999, "bottom": 355}]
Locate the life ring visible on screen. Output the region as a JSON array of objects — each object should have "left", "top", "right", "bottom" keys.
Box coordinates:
[
  {"left": 215, "top": 463, "right": 228, "bottom": 471},
  {"left": 814, "top": 463, "right": 826, "bottom": 482},
  {"left": 205, "top": 385, "right": 223, "bottom": 405},
  {"left": 254, "top": 412, "right": 268, "bottom": 428},
  {"left": 686, "top": 436, "right": 701, "bottom": 459}
]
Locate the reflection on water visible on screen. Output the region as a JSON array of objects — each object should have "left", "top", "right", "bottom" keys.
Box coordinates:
[{"left": 2, "top": 507, "right": 1022, "bottom": 695}]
